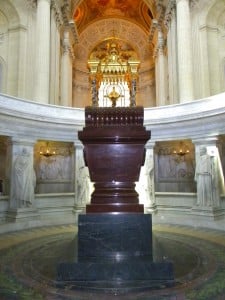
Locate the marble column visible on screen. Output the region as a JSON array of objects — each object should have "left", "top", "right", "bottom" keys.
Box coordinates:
[
  {"left": 34, "top": 0, "right": 51, "bottom": 104},
  {"left": 176, "top": 0, "right": 194, "bottom": 102},
  {"left": 49, "top": 2, "right": 62, "bottom": 105},
  {"left": 155, "top": 29, "right": 168, "bottom": 106},
  {"left": 7, "top": 138, "right": 39, "bottom": 222},
  {"left": 193, "top": 137, "right": 224, "bottom": 217},
  {"left": 74, "top": 142, "right": 91, "bottom": 212},
  {"left": 165, "top": 1, "right": 179, "bottom": 104},
  {"left": 137, "top": 141, "right": 156, "bottom": 212},
  {"left": 60, "top": 29, "right": 73, "bottom": 107}
]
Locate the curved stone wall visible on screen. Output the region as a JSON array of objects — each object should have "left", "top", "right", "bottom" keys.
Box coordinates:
[
  {"left": 0, "top": 92, "right": 225, "bottom": 232},
  {"left": 1, "top": 92, "right": 225, "bottom": 141}
]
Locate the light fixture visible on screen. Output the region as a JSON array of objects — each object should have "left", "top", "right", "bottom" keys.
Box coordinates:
[
  {"left": 173, "top": 142, "right": 190, "bottom": 156},
  {"left": 39, "top": 142, "right": 56, "bottom": 157}
]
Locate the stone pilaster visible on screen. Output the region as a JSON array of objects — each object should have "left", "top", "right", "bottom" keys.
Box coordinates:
[
  {"left": 176, "top": 0, "right": 194, "bottom": 102},
  {"left": 34, "top": 0, "right": 51, "bottom": 103}
]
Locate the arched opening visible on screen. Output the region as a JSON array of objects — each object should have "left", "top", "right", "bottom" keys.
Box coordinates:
[{"left": 87, "top": 39, "right": 140, "bottom": 107}]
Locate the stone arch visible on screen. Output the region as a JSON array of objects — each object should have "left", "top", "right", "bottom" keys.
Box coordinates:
[
  {"left": 75, "top": 18, "right": 153, "bottom": 67},
  {"left": 0, "top": 1, "right": 22, "bottom": 96},
  {"left": 206, "top": 0, "right": 225, "bottom": 26},
  {"left": 72, "top": 4, "right": 156, "bottom": 107},
  {"left": 73, "top": 18, "right": 155, "bottom": 107},
  {"left": 0, "top": 1, "right": 20, "bottom": 28}
]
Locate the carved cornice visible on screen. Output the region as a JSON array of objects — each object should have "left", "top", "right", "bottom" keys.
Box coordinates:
[
  {"left": 155, "top": 0, "right": 166, "bottom": 26},
  {"left": 164, "top": 0, "right": 176, "bottom": 28},
  {"left": 61, "top": 0, "right": 70, "bottom": 25},
  {"left": 149, "top": 19, "right": 158, "bottom": 43},
  {"left": 51, "top": 0, "right": 63, "bottom": 28},
  {"left": 61, "top": 1, "right": 79, "bottom": 44},
  {"left": 190, "top": 0, "right": 199, "bottom": 9},
  {"left": 149, "top": 0, "right": 166, "bottom": 46},
  {"left": 26, "top": 0, "right": 36, "bottom": 9}
]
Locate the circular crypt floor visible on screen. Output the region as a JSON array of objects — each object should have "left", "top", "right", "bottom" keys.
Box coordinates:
[{"left": 0, "top": 224, "right": 225, "bottom": 300}]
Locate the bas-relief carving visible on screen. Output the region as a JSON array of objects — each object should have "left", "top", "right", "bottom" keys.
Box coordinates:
[
  {"left": 36, "top": 155, "right": 72, "bottom": 180},
  {"left": 155, "top": 144, "right": 195, "bottom": 192},
  {"left": 35, "top": 151, "right": 72, "bottom": 180},
  {"left": 157, "top": 148, "right": 194, "bottom": 180},
  {"left": 34, "top": 143, "right": 74, "bottom": 193}
]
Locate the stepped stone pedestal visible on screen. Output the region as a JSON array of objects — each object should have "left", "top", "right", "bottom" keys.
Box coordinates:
[{"left": 57, "top": 107, "right": 174, "bottom": 290}]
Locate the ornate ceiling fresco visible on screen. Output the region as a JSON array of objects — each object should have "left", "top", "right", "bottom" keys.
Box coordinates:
[
  {"left": 74, "top": 0, "right": 155, "bottom": 33},
  {"left": 73, "top": 0, "right": 156, "bottom": 64}
]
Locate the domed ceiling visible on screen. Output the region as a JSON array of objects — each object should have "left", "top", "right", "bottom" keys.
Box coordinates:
[
  {"left": 72, "top": 0, "right": 157, "bottom": 107},
  {"left": 74, "top": 0, "right": 155, "bottom": 34},
  {"left": 73, "top": 0, "right": 156, "bottom": 67}
]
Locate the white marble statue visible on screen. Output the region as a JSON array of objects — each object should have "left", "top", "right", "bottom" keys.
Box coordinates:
[
  {"left": 145, "top": 152, "right": 155, "bottom": 204},
  {"left": 76, "top": 153, "right": 90, "bottom": 206},
  {"left": 136, "top": 150, "right": 155, "bottom": 207},
  {"left": 11, "top": 148, "right": 36, "bottom": 208},
  {"left": 195, "top": 146, "right": 219, "bottom": 207}
]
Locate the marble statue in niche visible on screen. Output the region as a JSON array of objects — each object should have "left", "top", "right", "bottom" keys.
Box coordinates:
[
  {"left": 11, "top": 148, "right": 36, "bottom": 208},
  {"left": 136, "top": 149, "right": 155, "bottom": 207},
  {"left": 195, "top": 146, "right": 220, "bottom": 207},
  {"left": 76, "top": 153, "right": 90, "bottom": 206}
]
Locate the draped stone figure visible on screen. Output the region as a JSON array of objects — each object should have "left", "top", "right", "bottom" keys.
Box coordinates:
[
  {"left": 76, "top": 153, "right": 90, "bottom": 206},
  {"left": 11, "top": 148, "right": 36, "bottom": 208},
  {"left": 136, "top": 150, "right": 155, "bottom": 207},
  {"left": 195, "top": 147, "right": 218, "bottom": 207},
  {"left": 145, "top": 152, "right": 155, "bottom": 204}
]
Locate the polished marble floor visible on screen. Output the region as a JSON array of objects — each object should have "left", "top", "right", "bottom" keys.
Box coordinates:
[{"left": 0, "top": 223, "right": 225, "bottom": 299}]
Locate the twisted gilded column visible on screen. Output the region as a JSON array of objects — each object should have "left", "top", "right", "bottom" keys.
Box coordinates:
[
  {"left": 34, "top": 0, "right": 51, "bottom": 103},
  {"left": 176, "top": 0, "right": 194, "bottom": 102}
]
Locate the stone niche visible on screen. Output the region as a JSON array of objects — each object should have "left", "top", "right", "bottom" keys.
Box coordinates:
[
  {"left": 34, "top": 141, "right": 74, "bottom": 194},
  {"left": 155, "top": 140, "right": 196, "bottom": 193}
]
